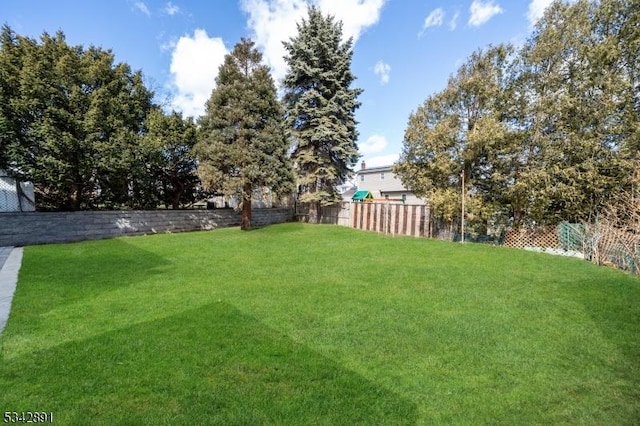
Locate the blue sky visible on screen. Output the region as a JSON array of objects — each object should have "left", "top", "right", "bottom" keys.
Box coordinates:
[{"left": 2, "top": 0, "right": 556, "bottom": 168}]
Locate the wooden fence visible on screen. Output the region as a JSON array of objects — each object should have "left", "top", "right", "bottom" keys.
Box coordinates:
[
  {"left": 351, "top": 202, "right": 430, "bottom": 237},
  {"left": 296, "top": 201, "right": 430, "bottom": 238},
  {"left": 295, "top": 202, "right": 351, "bottom": 226}
]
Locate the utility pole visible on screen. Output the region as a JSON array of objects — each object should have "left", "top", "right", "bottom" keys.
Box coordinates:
[{"left": 461, "top": 170, "right": 465, "bottom": 243}]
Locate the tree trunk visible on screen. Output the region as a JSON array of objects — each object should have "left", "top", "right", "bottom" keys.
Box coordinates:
[
  {"left": 513, "top": 196, "right": 524, "bottom": 229},
  {"left": 70, "top": 182, "right": 82, "bottom": 211},
  {"left": 171, "top": 176, "right": 184, "bottom": 209},
  {"left": 308, "top": 200, "right": 320, "bottom": 224},
  {"left": 513, "top": 208, "right": 524, "bottom": 229},
  {"left": 241, "top": 189, "right": 252, "bottom": 231}
]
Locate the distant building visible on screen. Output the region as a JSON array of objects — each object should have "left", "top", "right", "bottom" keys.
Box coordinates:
[
  {"left": 354, "top": 161, "right": 426, "bottom": 205},
  {"left": 337, "top": 180, "right": 357, "bottom": 202},
  {"left": 341, "top": 187, "right": 357, "bottom": 202}
]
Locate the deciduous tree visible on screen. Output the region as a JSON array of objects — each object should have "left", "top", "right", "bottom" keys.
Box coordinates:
[
  {"left": 396, "top": 0, "right": 639, "bottom": 231},
  {"left": 394, "top": 45, "right": 512, "bottom": 233}
]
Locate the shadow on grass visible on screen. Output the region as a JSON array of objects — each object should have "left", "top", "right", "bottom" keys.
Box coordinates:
[
  {"left": 0, "top": 302, "right": 417, "bottom": 425},
  {"left": 248, "top": 221, "right": 307, "bottom": 233},
  {"left": 16, "top": 239, "right": 170, "bottom": 313},
  {"left": 572, "top": 271, "right": 640, "bottom": 419}
]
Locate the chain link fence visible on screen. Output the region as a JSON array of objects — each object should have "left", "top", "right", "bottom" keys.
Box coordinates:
[{"left": 0, "top": 171, "right": 35, "bottom": 212}]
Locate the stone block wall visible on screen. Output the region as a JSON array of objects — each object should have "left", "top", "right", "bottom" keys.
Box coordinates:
[{"left": 0, "top": 208, "right": 293, "bottom": 246}]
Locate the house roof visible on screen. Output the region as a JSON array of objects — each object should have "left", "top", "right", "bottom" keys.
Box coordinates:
[
  {"left": 356, "top": 165, "right": 394, "bottom": 175},
  {"left": 352, "top": 190, "right": 373, "bottom": 201},
  {"left": 342, "top": 188, "right": 357, "bottom": 199}
]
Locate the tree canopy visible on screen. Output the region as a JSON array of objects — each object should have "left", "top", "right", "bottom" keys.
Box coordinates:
[
  {"left": 282, "top": 6, "right": 362, "bottom": 223},
  {"left": 0, "top": 25, "right": 200, "bottom": 211},
  {"left": 141, "top": 108, "right": 200, "bottom": 209},
  {"left": 195, "top": 38, "right": 293, "bottom": 230},
  {"left": 395, "top": 0, "right": 639, "bottom": 233}
]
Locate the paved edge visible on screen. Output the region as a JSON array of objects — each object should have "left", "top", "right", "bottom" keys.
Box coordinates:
[{"left": 0, "top": 247, "right": 24, "bottom": 334}]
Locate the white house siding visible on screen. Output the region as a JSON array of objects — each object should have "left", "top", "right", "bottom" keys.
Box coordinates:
[{"left": 355, "top": 165, "right": 426, "bottom": 205}]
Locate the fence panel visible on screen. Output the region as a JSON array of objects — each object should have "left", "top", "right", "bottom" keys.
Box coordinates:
[
  {"left": 503, "top": 227, "right": 559, "bottom": 248},
  {"left": 0, "top": 172, "right": 36, "bottom": 212},
  {"left": 320, "top": 202, "right": 351, "bottom": 225},
  {"left": 295, "top": 201, "right": 350, "bottom": 225},
  {"left": 350, "top": 202, "right": 428, "bottom": 238},
  {"left": 296, "top": 201, "right": 432, "bottom": 239}
]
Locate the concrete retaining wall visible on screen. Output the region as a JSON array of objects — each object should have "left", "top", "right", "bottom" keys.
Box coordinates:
[{"left": 0, "top": 208, "right": 293, "bottom": 246}]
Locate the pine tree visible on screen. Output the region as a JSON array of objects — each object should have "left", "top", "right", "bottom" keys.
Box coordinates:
[
  {"left": 195, "top": 38, "right": 293, "bottom": 230},
  {"left": 282, "top": 6, "right": 362, "bottom": 224}
]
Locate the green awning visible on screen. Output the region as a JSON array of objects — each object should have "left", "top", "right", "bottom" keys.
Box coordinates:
[{"left": 352, "top": 190, "right": 373, "bottom": 201}]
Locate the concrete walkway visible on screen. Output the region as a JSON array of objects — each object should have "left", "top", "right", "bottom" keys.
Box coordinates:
[{"left": 0, "top": 246, "right": 23, "bottom": 334}]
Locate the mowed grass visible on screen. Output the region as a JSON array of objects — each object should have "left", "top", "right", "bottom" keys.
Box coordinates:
[{"left": 0, "top": 223, "right": 638, "bottom": 424}]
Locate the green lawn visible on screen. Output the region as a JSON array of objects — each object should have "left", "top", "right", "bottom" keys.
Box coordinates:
[{"left": 1, "top": 223, "right": 638, "bottom": 424}]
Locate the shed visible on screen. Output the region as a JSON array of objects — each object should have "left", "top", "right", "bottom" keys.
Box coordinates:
[{"left": 352, "top": 190, "right": 373, "bottom": 202}]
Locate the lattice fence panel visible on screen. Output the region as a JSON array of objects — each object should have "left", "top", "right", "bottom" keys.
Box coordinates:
[{"left": 503, "top": 227, "right": 559, "bottom": 248}]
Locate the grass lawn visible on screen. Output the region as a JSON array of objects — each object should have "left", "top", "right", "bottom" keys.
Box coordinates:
[{"left": 0, "top": 223, "right": 638, "bottom": 424}]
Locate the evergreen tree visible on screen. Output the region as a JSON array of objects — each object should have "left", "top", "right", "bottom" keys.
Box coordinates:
[
  {"left": 195, "top": 38, "right": 293, "bottom": 230},
  {"left": 0, "top": 25, "right": 25, "bottom": 173},
  {"left": 142, "top": 108, "right": 200, "bottom": 209},
  {"left": 0, "top": 26, "right": 154, "bottom": 210},
  {"left": 282, "top": 6, "right": 362, "bottom": 223}
]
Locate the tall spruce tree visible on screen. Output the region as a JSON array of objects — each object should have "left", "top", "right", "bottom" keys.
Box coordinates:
[
  {"left": 282, "top": 6, "right": 362, "bottom": 223},
  {"left": 195, "top": 38, "right": 293, "bottom": 230}
]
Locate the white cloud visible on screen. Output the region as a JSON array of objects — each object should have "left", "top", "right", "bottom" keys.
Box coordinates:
[
  {"left": 317, "top": 0, "right": 386, "bottom": 42},
  {"left": 164, "top": 2, "right": 180, "bottom": 16},
  {"left": 422, "top": 7, "right": 445, "bottom": 30},
  {"left": 449, "top": 11, "right": 460, "bottom": 30},
  {"left": 373, "top": 61, "right": 390, "bottom": 85},
  {"left": 160, "top": 38, "right": 177, "bottom": 52},
  {"left": 359, "top": 134, "right": 388, "bottom": 155},
  {"left": 240, "top": 0, "right": 306, "bottom": 85},
  {"left": 363, "top": 153, "right": 399, "bottom": 168},
  {"left": 527, "top": 0, "right": 552, "bottom": 26},
  {"left": 468, "top": 0, "right": 503, "bottom": 26},
  {"left": 240, "top": 0, "right": 386, "bottom": 84},
  {"left": 169, "top": 29, "right": 228, "bottom": 118},
  {"left": 134, "top": 1, "right": 151, "bottom": 16},
  {"left": 526, "top": 0, "right": 578, "bottom": 27}
]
